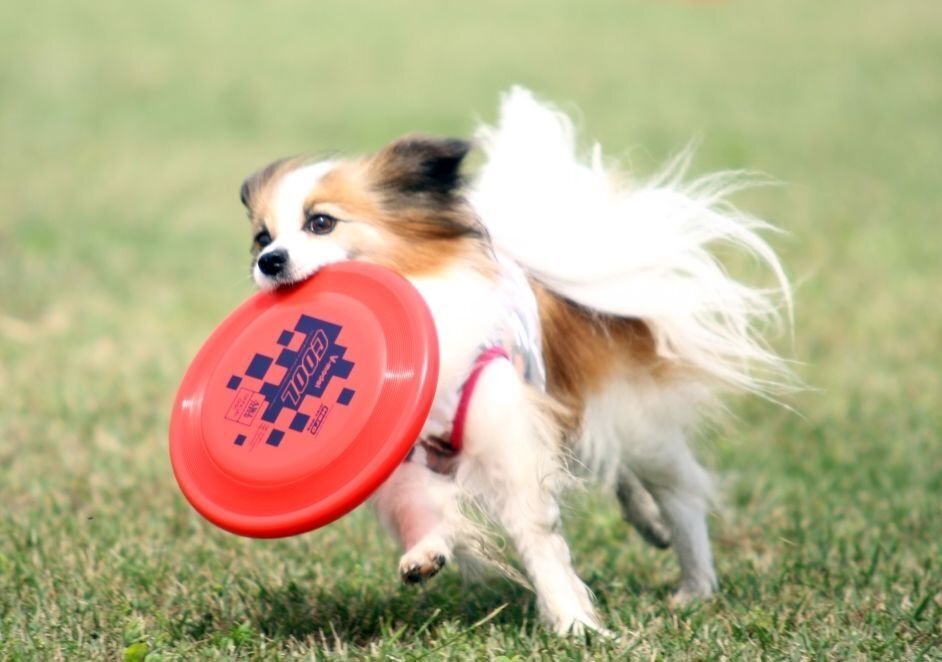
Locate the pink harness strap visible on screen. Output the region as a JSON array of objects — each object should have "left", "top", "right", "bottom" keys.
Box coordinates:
[{"left": 448, "top": 347, "right": 510, "bottom": 453}]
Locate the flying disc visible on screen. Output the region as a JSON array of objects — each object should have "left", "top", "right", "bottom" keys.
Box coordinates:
[{"left": 169, "top": 262, "right": 439, "bottom": 538}]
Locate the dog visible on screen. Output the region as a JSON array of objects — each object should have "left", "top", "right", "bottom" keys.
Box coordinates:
[{"left": 237, "top": 88, "right": 793, "bottom": 634}]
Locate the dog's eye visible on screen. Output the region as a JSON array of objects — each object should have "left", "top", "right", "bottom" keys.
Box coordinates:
[
  {"left": 254, "top": 229, "right": 272, "bottom": 247},
  {"left": 305, "top": 213, "right": 338, "bottom": 235}
]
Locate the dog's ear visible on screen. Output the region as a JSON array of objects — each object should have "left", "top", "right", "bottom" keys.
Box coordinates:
[
  {"left": 239, "top": 174, "right": 255, "bottom": 209},
  {"left": 239, "top": 157, "right": 298, "bottom": 212},
  {"left": 371, "top": 135, "right": 471, "bottom": 197}
]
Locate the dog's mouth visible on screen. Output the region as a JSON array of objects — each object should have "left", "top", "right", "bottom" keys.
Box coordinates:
[
  {"left": 253, "top": 244, "right": 353, "bottom": 291},
  {"left": 253, "top": 260, "right": 338, "bottom": 291},
  {"left": 254, "top": 275, "right": 289, "bottom": 291},
  {"left": 254, "top": 269, "right": 310, "bottom": 291}
]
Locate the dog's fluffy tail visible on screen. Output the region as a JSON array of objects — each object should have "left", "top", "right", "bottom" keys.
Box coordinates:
[{"left": 470, "top": 87, "right": 794, "bottom": 395}]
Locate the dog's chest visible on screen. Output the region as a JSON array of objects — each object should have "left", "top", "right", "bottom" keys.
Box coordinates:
[{"left": 408, "top": 259, "right": 545, "bottom": 446}]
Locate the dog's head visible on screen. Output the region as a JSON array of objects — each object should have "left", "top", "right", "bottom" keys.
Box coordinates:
[{"left": 239, "top": 136, "right": 482, "bottom": 289}]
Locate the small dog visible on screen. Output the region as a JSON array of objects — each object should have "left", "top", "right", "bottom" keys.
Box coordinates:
[{"left": 238, "top": 88, "right": 792, "bottom": 633}]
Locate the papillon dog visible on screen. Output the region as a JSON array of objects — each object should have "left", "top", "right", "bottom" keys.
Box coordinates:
[{"left": 238, "top": 88, "right": 792, "bottom": 633}]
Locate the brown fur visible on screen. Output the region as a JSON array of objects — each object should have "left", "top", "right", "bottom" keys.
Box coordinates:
[
  {"left": 241, "top": 136, "right": 492, "bottom": 277},
  {"left": 240, "top": 156, "right": 305, "bottom": 244},
  {"left": 241, "top": 138, "right": 669, "bottom": 428},
  {"left": 534, "top": 283, "right": 664, "bottom": 436},
  {"left": 304, "top": 159, "right": 490, "bottom": 278}
]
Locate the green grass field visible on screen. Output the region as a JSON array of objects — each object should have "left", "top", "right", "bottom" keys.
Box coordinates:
[{"left": 2, "top": 1, "right": 940, "bottom": 658}]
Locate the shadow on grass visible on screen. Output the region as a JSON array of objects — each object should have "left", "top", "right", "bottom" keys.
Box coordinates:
[
  {"left": 247, "top": 565, "right": 678, "bottom": 645},
  {"left": 249, "top": 573, "right": 536, "bottom": 646}
]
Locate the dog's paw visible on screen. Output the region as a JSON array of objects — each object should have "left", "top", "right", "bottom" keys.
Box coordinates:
[
  {"left": 669, "top": 580, "right": 716, "bottom": 607},
  {"left": 399, "top": 537, "right": 449, "bottom": 584},
  {"left": 552, "top": 614, "right": 613, "bottom": 639},
  {"left": 616, "top": 469, "right": 672, "bottom": 550},
  {"left": 630, "top": 512, "right": 672, "bottom": 550}
]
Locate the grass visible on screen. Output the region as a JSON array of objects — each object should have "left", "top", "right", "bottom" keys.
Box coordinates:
[{"left": 1, "top": 0, "right": 940, "bottom": 658}]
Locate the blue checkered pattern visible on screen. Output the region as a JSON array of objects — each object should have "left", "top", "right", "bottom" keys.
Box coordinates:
[{"left": 226, "top": 314, "right": 356, "bottom": 447}]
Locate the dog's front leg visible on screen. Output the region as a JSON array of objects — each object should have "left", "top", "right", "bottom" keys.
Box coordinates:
[
  {"left": 459, "top": 359, "right": 603, "bottom": 635},
  {"left": 372, "top": 461, "right": 457, "bottom": 584}
]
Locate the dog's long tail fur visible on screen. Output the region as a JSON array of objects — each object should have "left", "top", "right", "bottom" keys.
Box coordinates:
[{"left": 470, "top": 87, "right": 793, "bottom": 395}]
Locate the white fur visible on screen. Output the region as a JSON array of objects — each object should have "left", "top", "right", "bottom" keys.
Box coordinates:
[
  {"left": 408, "top": 267, "right": 503, "bottom": 441},
  {"left": 458, "top": 360, "right": 602, "bottom": 633},
  {"left": 384, "top": 268, "right": 607, "bottom": 632},
  {"left": 271, "top": 162, "right": 336, "bottom": 234},
  {"left": 385, "top": 264, "right": 605, "bottom": 632},
  {"left": 471, "top": 87, "right": 793, "bottom": 395},
  {"left": 254, "top": 162, "right": 345, "bottom": 289},
  {"left": 372, "top": 460, "right": 460, "bottom": 580},
  {"left": 580, "top": 378, "right": 717, "bottom": 599},
  {"left": 458, "top": 88, "right": 795, "bottom": 621},
  {"left": 251, "top": 88, "right": 794, "bottom": 634}
]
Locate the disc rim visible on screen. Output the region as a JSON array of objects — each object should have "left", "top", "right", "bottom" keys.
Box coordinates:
[{"left": 168, "top": 262, "right": 438, "bottom": 538}]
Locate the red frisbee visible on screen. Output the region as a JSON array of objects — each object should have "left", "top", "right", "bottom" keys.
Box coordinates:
[{"left": 169, "top": 262, "right": 438, "bottom": 538}]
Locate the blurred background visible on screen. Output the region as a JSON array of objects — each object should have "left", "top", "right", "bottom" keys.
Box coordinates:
[{"left": 1, "top": 0, "right": 939, "bottom": 658}]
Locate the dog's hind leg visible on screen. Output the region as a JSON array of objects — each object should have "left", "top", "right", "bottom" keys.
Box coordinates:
[
  {"left": 616, "top": 466, "right": 672, "bottom": 549},
  {"left": 372, "top": 461, "right": 456, "bottom": 584},
  {"left": 629, "top": 433, "right": 718, "bottom": 602},
  {"left": 459, "top": 359, "right": 603, "bottom": 634}
]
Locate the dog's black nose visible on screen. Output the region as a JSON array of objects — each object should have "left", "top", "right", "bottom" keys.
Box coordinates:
[{"left": 257, "top": 248, "right": 288, "bottom": 277}]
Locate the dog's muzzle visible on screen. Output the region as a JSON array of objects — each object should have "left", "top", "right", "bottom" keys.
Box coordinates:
[{"left": 257, "top": 248, "right": 289, "bottom": 277}]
